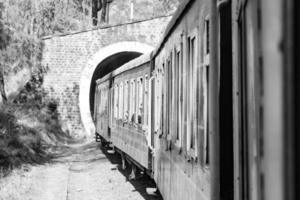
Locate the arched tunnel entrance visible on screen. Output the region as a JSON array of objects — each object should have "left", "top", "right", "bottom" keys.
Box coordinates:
[
  {"left": 79, "top": 42, "right": 154, "bottom": 137},
  {"left": 89, "top": 51, "right": 142, "bottom": 117}
]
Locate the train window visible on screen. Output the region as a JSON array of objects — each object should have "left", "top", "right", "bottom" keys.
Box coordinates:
[
  {"left": 171, "top": 50, "right": 176, "bottom": 141},
  {"left": 155, "top": 71, "right": 159, "bottom": 132},
  {"left": 129, "top": 80, "right": 133, "bottom": 122},
  {"left": 137, "top": 77, "right": 144, "bottom": 124},
  {"left": 182, "top": 34, "right": 188, "bottom": 153},
  {"left": 110, "top": 87, "right": 114, "bottom": 126},
  {"left": 175, "top": 45, "right": 182, "bottom": 147},
  {"left": 167, "top": 54, "right": 173, "bottom": 137},
  {"left": 191, "top": 37, "right": 196, "bottom": 150},
  {"left": 204, "top": 19, "right": 209, "bottom": 164},
  {"left": 205, "top": 68, "right": 209, "bottom": 165},
  {"left": 130, "top": 80, "right": 136, "bottom": 123},
  {"left": 159, "top": 69, "right": 163, "bottom": 132},
  {"left": 186, "top": 36, "right": 194, "bottom": 151},
  {"left": 124, "top": 81, "right": 129, "bottom": 122},
  {"left": 187, "top": 28, "right": 199, "bottom": 158},
  {"left": 160, "top": 66, "right": 165, "bottom": 135},
  {"left": 204, "top": 19, "right": 210, "bottom": 65},
  {"left": 114, "top": 84, "right": 119, "bottom": 120},
  {"left": 144, "top": 75, "right": 149, "bottom": 126},
  {"left": 160, "top": 62, "right": 168, "bottom": 138},
  {"left": 205, "top": 20, "right": 210, "bottom": 55},
  {"left": 119, "top": 82, "right": 124, "bottom": 120}
]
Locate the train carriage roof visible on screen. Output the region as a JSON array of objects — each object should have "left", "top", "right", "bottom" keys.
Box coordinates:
[
  {"left": 151, "top": 0, "right": 194, "bottom": 57},
  {"left": 95, "top": 53, "right": 151, "bottom": 85}
]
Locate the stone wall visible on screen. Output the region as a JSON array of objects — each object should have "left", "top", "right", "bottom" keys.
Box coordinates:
[{"left": 41, "top": 16, "right": 171, "bottom": 138}]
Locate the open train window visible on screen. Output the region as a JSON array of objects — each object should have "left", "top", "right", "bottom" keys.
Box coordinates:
[
  {"left": 119, "top": 82, "right": 124, "bottom": 120},
  {"left": 167, "top": 54, "right": 173, "bottom": 138},
  {"left": 129, "top": 80, "right": 132, "bottom": 122},
  {"left": 162, "top": 63, "right": 167, "bottom": 137},
  {"left": 154, "top": 70, "right": 160, "bottom": 132},
  {"left": 114, "top": 84, "right": 119, "bottom": 121},
  {"left": 110, "top": 87, "right": 114, "bottom": 126},
  {"left": 123, "top": 81, "right": 129, "bottom": 122},
  {"left": 144, "top": 75, "right": 149, "bottom": 126},
  {"left": 129, "top": 79, "right": 136, "bottom": 123},
  {"left": 187, "top": 28, "right": 198, "bottom": 159},
  {"left": 204, "top": 18, "right": 209, "bottom": 165},
  {"left": 175, "top": 44, "right": 182, "bottom": 148},
  {"left": 160, "top": 67, "right": 165, "bottom": 136},
  {"left": 137, "top": 77, "right": 144, "bottom": 125}
]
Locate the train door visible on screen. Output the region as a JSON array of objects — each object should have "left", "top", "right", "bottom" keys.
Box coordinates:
[
  {"left": 108, "top": 80, "right": 113, "bottom": 138},
  {"left": 294, "top": 1, "right": 300, "bottom": 199},
  {"left": 294, "top": 1, "right": 299, "bottom": 198},
  {"left": 218, "top": 1, "right": 234, "bottom": 199},
  {"left": 283, "top": 0, "right": 299, "bottom": 199},
  {"left": 148, "top": 76, "right": 155, "bottom": 149},
  {"left": 235, "top": 0, "right": 262, "bottom": 199}
]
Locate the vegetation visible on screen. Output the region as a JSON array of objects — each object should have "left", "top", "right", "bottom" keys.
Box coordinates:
[
  {"left": 0, "top": 0, "right": 84, "bottom": 173},
  {"left": 0, "top": 0, "right": 85, "bottom": 102},
  {"left": 0, "top": 66, "right": 78, "bottom": 174},
  {"left": 92, "top": 0, "right": 108, "bottom": 26}
]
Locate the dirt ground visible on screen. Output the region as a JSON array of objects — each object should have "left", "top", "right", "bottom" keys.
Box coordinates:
[{"left": 0, "top": 142, "right": 163, "bottom": 200}]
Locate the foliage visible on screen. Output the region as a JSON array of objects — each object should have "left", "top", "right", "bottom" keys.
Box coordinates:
[
  {"left": 159, "top": 0, "right": 179, "bottom": 14},
  {"left": 34, "top": 0, "right": 90, "bottom": 36},
  {"left": 0, "top": 0, "right": 90, "bottom": 102},
  {"left": 0, "top": 67, "right": 77, "bottom": 173}
]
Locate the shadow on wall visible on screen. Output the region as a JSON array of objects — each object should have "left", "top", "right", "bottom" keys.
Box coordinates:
[
  {"left": 0, "top": 68, "right": 81, "bottom": 175},
  {"left": 57, "top": 82, "right": 84, "bottom": 138}
]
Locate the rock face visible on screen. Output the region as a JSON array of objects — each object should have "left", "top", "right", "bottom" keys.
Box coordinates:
[{"left": 41, "top": 15, "right": 172, "bottom": 138}]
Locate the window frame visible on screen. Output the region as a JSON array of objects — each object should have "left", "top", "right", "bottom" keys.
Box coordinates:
[
  {"left": 203, "top": 18, "right": 210, "bottom": 165},
  {"left": 186, "top": 28, "right": 199, "bottom": 159},
  {"left": 137, "top": 76, "right": 144, "bottom": 125},
  {"left": 114, "top": 84, "right": 119, "bottom": 121},
  {"left": 123, "top": 80, "right": 129, "bottom": 122},
  {"left": 144, "top": 75, "right": 149, "bottom": 127},
  {"left": 167, "top": 53, "right": 173, "bottom": 139},
  {"left": 118, "top": 82, "right": 124, "bottom": 120},
  {"left": 175, "top": 41, "right": 183, "bottom": 148},
  {"left": 129, "top": 79, "right": 136, "bottom": 124}
]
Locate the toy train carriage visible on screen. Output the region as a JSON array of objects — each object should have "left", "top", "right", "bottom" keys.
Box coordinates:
[
  {"left": 95, "top": 54, "right": 152, "bottom": 170},
  {"left": 150, "top": 0, "right": 211, "bottom": 200},
  {"left": 110, "top": 55, "right": 152, "bottom": 170}
]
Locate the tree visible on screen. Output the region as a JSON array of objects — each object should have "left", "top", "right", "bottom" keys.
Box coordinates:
[
  {"left": 0, "top": 2, "right": 8, "bottom": 103},
  {"left": 92, "top": 0, "right": 108, "bottom": 26},
  {"left": 159, "top": 0, "right": 179, "bottom": 14}
]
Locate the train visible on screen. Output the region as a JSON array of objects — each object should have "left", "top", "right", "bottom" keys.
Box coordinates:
[{"left": 93, "top": 0, "right": 299, "bottom": 200}]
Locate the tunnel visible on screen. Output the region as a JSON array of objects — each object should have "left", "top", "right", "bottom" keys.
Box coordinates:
[
  {"left": 79, "top": 41, "right": 154, "bottom": 137},
  {"left": 89, "top": 51, "right": 142, "bottom": 117}
]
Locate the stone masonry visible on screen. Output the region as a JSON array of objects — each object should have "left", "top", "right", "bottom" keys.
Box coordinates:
[{"left": 41, "top": 16, "right": 171, "bottom": 138}]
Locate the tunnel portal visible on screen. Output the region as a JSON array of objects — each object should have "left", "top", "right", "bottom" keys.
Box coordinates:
[{"left": 89, "top": 51, "right": 142, "bottom": 117}]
